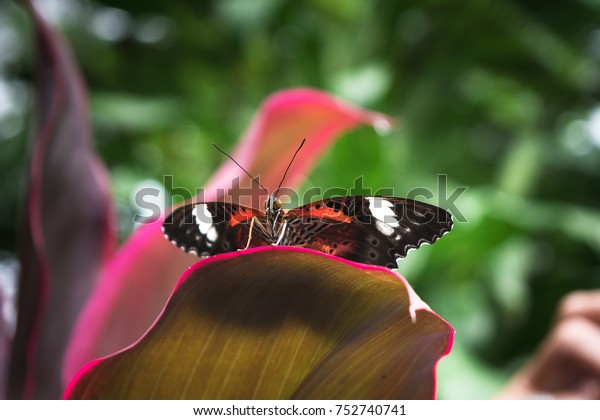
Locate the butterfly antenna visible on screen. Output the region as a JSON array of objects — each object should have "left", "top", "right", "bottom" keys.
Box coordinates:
[
  {"left": 273, "top": 138, "right": 306, "bottom": 197},
  {"left": 212, "top": 142, "right": 269, "bottom": 195}
]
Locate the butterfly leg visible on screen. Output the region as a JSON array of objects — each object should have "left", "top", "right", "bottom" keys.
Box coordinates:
[
  {"left": 241, "top": 217, "right": 257, "bottom": 250},
  {"left": 239, "top": 216, "right": 270, "bottom": 251},
  {"left": 275, "top": 219, "right": 287, "bottom": 245}
]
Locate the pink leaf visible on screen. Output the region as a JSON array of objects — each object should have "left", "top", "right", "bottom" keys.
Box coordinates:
[
  {"left": 63, "top": 88, "right": 394, "bottom": 386},
  {"left": 204, "top": 88, "right": 394, "bottom": 206}
]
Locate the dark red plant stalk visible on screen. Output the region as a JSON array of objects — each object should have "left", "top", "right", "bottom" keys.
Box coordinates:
[{"left": 8, "top": 1, "right": 116, "bottom": 398}]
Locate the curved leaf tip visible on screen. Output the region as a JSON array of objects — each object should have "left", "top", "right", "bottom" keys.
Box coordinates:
[
  {"left": 204, "top": 87, "right": 396, "bottom": 198},
  {"left": 65, "top": 247, "right": 453, "bottom": 400}
]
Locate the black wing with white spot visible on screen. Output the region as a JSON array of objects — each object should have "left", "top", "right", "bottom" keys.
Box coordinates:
[
  {"left": 283, "top": 196, "right": 453, "bottom": 268},
  {"left": 163, "top": 202, "right": 269, "bottom": 257}
]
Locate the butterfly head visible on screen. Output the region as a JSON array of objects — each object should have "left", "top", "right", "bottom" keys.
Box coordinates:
[{"left": 264, "top": 194, "right": 283, "bottom": 217}]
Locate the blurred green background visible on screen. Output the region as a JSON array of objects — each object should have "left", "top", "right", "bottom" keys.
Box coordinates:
[{"left": 1, "top": 0, "right": 600, "bottom": 399}]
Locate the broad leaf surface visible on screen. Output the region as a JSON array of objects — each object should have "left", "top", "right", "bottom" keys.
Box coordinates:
[{"left": 66, "top": 248, "right": 452, "bottom": 399}]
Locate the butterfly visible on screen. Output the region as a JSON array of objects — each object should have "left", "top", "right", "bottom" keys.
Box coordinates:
[{"left": 162, "top": 140, "right": 453, "bottom": 269}]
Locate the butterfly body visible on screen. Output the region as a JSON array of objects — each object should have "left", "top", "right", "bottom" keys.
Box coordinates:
[{"left": 163, "top": 195, "right": 452, "bottom": 269}]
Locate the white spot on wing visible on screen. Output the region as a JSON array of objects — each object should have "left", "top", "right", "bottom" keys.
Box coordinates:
[
  {"left": 192, "top": 203, "right": 213, "bottom": 235},
  {"left": 206, "top": 225, "right": 218, "bottom": 242},
  {"left": 367, "top": 197, "right": 399, "bottom": 228},
  {"left": 376, "top": 220, "right": 394, "bottom": 235}
]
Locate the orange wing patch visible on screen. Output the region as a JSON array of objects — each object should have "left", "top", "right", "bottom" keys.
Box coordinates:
[
  {"left": 298, "top": 206, "right": 351, "bottom": 223},
  {"left": 228, "top": 207, "right": 260, "bottom": 227}
]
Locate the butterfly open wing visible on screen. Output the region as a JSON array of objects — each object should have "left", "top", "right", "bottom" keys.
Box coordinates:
[
  {"left": 283, "top": 196, "right": 453, "bottom": 268},
  {"left": 163, "top": 202, "right": 269, "bottom": 256},
  {"left": 164, "top": 196, "right": 453, "bottom": 269}
]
